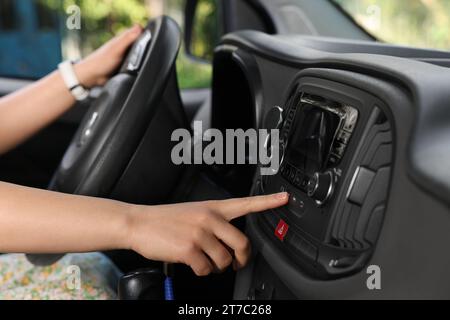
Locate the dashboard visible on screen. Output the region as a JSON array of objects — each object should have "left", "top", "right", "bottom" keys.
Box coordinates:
[{"left": 212, "top": 32, "right": 450, "bottom": 299}]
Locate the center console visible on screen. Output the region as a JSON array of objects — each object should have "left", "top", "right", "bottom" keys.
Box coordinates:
[
  {"left": 213, "top": 31, "right": 450, "bottom": 299},
  {"left": 258, "top": 77, "right": 393, "bottom": 281}
]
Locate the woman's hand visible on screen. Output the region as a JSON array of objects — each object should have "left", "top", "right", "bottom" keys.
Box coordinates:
[
  {"left": 126, "top": 193, "right": 289, "bottom": 276},
  {"left": 0, "top": 25, "right": 143, "bottom": 154},
  {"left": 74, "top": 25, "right": 143, "bottom": 88}
]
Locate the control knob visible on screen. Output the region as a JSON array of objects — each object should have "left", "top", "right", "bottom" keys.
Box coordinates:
[
  {"left": 263, "top": 106, "right": 286, "bottom": 173},
  {"left": 307, "top": 171, "right": 335, "bottom": 206}
]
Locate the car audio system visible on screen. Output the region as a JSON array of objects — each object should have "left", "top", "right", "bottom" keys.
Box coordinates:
[
  {"left": 279, "top": 94, "right": 359, "bottom": 205},
  {"left": 256, "top": 82, "right": 393, "bottom": 280}
]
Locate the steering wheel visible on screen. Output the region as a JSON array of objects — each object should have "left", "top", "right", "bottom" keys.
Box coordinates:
[{"left": 28, "top": 16, "right": 186, "bottom": 266}]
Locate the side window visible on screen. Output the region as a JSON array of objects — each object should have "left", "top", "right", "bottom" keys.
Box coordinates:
[
  {"left": 61, "top": 0, "right": 149, "bottom": 59},
  {"left": 0, "top": 0, "right": 18, "bottom": 30},
  {"left": 334, "top": 0, "right": 450, "bottom": 50},
  {"left": 36, "top": 0, "right": 59, "bottom": 31},
  {"left": 189, "top": 0, "right": 221, "bottom": 61},
  {"left": 166, "top": 0, "right": 214, "bottom": 89},
  {"left": 0, "top": 0, "right": 62, "bottom": 79},
  {"left": 0, "top": 0, "right": 214, "bottom": 90}
]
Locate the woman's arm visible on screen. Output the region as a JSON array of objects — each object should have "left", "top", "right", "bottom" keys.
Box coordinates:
[
  {"left": 0, "top": 25, "right": 143, "bottom": 155},
  {"left": 0, "top": 181, "right": 288, "bottom": 275},
  {"left": 0, "top": 24, "right": 289, "bottom": 276}
]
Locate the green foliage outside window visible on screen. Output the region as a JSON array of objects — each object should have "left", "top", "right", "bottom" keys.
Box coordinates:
[
  {"left": 177, "top": 54, "right": 212, "bottom": 89},
  {"left": 39, "top": 0, "right": 212, "bottom": 89},
  {"left": 334, "top": 0, "right": 450, "bottom": 50},
  {"left": 190, "top": 0, "right": 220, "bottom": 61}
]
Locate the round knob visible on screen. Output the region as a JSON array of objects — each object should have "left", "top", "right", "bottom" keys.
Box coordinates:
[
  {"left": 307, "top": 171, "right": 335, "bottom": 206},
  {"left": 263, "top": 132, "right": 286, "bottom": 175},
  {"left": 263, "top": 106, "right": 285, "bottom": 175},
  {"left": 264, "top": 106, "right": 284, "bottom": 130}
]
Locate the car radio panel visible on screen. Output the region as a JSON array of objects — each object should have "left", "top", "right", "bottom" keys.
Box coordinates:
[
  {"left": 257, "top": 79, "right": 393, "bottom": 280},
  {"left": 279, "top": 94, "right": 359, "bottom": 205}
]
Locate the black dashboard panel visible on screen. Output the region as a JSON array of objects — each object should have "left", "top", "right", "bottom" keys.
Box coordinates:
[{"left": 212, "top": 33, "right": 450, "bottom": 299}]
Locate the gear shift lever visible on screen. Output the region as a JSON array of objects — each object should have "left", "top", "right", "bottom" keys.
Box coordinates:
[{"left": 118, "top": 268, "right": 165, "bottom": 300}]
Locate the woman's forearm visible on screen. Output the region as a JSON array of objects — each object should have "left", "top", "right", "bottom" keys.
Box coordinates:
[
  {"left": 0, "top": 180, "right": 288, "bottom": 275},
  {"left": 0, "top": 181, "right": 130, "bottom": 254},
  {"left": 0, "top": 71, "right": 76, "bottom": 155}
]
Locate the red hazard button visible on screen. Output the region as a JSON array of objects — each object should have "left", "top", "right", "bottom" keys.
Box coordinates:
[{"left": 275, "top": 219, "right": 289, "bottom": 241}]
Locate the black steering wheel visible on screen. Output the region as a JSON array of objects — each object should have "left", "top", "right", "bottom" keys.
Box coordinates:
[{"left": 28, "top": 16, "right": 187, "bottom": 266}]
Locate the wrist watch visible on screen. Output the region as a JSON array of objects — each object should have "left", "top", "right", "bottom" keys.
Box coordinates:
[{"left": 58, "top": 61, "right": 90, "bottom": 101}]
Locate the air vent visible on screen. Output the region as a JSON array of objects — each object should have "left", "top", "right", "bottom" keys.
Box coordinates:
[{"left": 330, "top": 121, "right": 393, "bottom": 249}]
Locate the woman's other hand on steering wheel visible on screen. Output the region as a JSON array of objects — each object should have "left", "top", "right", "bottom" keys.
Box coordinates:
[{"left": 74, "top": 25, "right": 143, "bottom": 88}]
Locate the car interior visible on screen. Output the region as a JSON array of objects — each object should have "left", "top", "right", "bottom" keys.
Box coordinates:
[{"left": 1, "top": 0, "right": 450, "bottom": 300}]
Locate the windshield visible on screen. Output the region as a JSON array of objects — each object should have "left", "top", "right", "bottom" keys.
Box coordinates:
[{"left": 333, "top": 0, "right": 450, "bottom": 51}]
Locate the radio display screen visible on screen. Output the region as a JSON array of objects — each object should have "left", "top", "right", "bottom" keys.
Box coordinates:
[{"left": 287, "top": 104, "right": 341, "bottom": 174}]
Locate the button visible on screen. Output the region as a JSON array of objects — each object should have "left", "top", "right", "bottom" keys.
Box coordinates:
[
  {"left": 129, "top": 47, "right": 141, "bottom": 65},
  {"left": 127, "top": 44, "right": 144, "bottom": 71},
  {"left": 127, "top": 30, "right": 152, "bottom": 72},
  {"left": 343, "top": 107, "right": 359, "bottom": 132},
  {"left": 328, "top": 154, "right": 340, "bottom": 165},
  {"left": 288, "top": 112, "right": 295, "bottom": 121},
  {"left": 290, "top": 193, "right": 301, "bottom": 205},
  {"left": 289, "top": 170, "right": 296, "bottom": 181},
  {"left": 288, "top": 193, "right": 306, "bottom": 217},
  {"left": 300, "top": 177, "right": 309, "bottom": 191},
  {"left": 282, "top": 166, "right": 290, "bottom": 179},
  {"left": 337, "top": 130, "right": 352, "bottom": 144},
  {"left": 284, "top": 165, "right": 294, "bottom": 180},
  {"left": 334, "top": 142, "right": 347, "bottom": 157},
  {"left": 275, "top": 219, "right": 289, "bottom": 241},
  {"left": 294, "top": 173, "right": 302, "bottom": 187},
  {"left": 347, "top": 167, "right": 376, "bottom": 206}
]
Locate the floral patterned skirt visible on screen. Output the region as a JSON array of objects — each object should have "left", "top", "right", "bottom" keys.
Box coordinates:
[{"left": 0, "top": 253, "right": 122, "bottom": 300}]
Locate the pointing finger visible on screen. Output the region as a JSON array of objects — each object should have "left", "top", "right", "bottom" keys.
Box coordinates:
[{"left": 215, "top": 192, "right": 289, "bottom": 221}]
